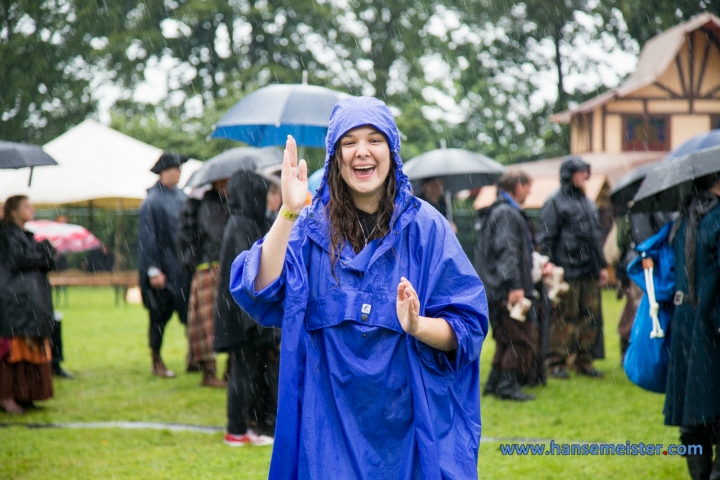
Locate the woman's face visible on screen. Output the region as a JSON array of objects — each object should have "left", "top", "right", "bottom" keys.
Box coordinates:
[
  {"left": 14, "top": 199, "right": 35, "bottom": 225},
  {"left": 338, "top": 126, "right": 391, "bottom": 207}
]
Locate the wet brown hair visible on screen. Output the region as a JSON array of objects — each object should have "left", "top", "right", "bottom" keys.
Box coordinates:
[
  {"left": 325, "top": 142, "right": 397, "bottom": 270},
  {"left": 497, "top": 170, "right": 531, "bottom": 193},
  {"left": 3, "top": 195, "right": 29, "bottom": 224}
]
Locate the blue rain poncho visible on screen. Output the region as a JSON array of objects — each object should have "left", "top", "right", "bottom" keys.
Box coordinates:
[{"left": 230, "top": 96, "right": 488, "bottom": 479}]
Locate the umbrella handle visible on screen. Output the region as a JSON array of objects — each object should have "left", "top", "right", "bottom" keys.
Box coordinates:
[
  {"left": 642, "top": 257, "right": 664, "bottom": 339},
  {"left": 444, "top": 189, "right": 453, "bottom": 224}
]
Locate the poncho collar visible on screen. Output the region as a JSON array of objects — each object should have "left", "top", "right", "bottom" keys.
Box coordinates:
[{"left": 303, "top": 96, "right": 417, "bottom": 270}]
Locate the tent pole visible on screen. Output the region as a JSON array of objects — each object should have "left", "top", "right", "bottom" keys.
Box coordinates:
[{"left": 113, "top": 199, "right": 125, "bottom": 272}]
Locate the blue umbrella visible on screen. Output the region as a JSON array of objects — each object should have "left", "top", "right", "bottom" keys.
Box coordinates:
[
  {"left": 307, "top": 168, "right": 324, "bottom": 194},
  {"left": 666, "top": 128, "right": 720, "bottom": 159},
  {"left": 211, "top": 83, "right": 349, "bottom": 148}
]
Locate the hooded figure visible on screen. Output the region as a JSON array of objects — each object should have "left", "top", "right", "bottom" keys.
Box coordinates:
[
  {"left": 537, "top": 157, "right": 607, "bottom": 378},
  {"left": 229, "top": 96, "right": 488, "bottom": 479},
  {"left": 214, "top": 170, "right": 279, "bottom": 441},
  {"left": 664, "top": 176, "right": 720, "bottom": 480}
]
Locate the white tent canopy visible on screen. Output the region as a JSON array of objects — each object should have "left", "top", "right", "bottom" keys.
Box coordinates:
[{"left": 0, "top": 119, "right": 202, "bottom": 209}]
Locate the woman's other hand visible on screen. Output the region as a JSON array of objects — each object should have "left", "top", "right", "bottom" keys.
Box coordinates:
[
  {"left": 397, "top": 277, "right": 420, "bottom": 335},
  {"left": 281, "top": 135, "right": 309, "bottom": 213}
]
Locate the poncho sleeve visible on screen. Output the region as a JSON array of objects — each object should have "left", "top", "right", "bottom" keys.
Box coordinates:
[
  {"left": 419, "top": 218, "right": 488, "bottom": 378},
  {"left": 229, "top": 213, "right": 309, "bottom": 328}
]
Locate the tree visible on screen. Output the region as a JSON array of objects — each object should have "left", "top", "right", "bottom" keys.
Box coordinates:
[
  {"left": 618, "top": 0, "right": 718, "bottom": 45},
  {"left": 0, "top": 1, "right": 111, "bottom": 142}
]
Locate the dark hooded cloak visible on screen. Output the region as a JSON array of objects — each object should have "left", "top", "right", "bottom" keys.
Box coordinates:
[{"left": 213, "top": 171, "right": 273, "bottom": 353}]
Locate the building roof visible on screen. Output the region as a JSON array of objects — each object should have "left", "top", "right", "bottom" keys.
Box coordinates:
[{"left": 552, "top": 13, "right": 720, "bottom": 124}]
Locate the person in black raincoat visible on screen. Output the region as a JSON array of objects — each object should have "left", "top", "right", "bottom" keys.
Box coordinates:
[
  {"left": 665, "top": 173, "right": 720, "bottom": 480},
  {"left": 475, "top": 171, "right": 548, "bottom": 401},
  {"left": 137, "top": 153, "right": 189, "bottom": 378},
  {"left": 0, "top": 196, "right": 55, "bottom": 414},
  {"left": 537, "top": 157, "right": 608, "bottom": 379},
  {"left": 214, "top": 170, "right": 279, "bottom": 445},
  {"left": 177, "top": 179, "right": 230, "bottom": 387}
]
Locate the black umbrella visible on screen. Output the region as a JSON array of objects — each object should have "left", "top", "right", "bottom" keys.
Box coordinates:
[
  {"left": 403, "top": 148, "right": 505, "bottom": 221},
  {"left": 185, "top": 147, "right": 283, "bottom": 188},
  {"left": 609, "top": 164, "right": 657, "bottom": 207},
  {"left": 0, "top": 140, "right": 58, "bottom": 186},
  {"left": 631, "top": 145, "right": 720, "bottom": 213},
  {"left": 403, "top": 148, "right": 505, "bottom": 193}
]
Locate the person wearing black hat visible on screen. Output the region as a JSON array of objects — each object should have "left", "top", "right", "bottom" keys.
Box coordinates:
[
  {"left": 137, "top": 152, "right": 190, "bottom": 378},
  {"left": 537, "top": 157, "right": 608, "bottom": 380}
]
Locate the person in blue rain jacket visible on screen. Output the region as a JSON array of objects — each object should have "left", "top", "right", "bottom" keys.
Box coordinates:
[{"left": 229, "top": 96, "right": 488, "bottom": 479}]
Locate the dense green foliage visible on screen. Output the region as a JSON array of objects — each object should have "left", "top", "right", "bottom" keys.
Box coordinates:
[{"left": 2, "top": 0, "right": 718, "bottom": 161}]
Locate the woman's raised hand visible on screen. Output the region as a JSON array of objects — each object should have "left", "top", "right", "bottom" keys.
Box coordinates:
[{"left": 281, "top": 135, "right": 308, "bottom": 213}]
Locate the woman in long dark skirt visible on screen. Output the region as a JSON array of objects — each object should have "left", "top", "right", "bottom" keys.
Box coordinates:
[{"left": 0, "top": 195, "right": 56, "bottom": 414}]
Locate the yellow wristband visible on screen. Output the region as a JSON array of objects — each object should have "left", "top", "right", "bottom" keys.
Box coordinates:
[{"left": 279, "top": 206, "right": 300, "bottom": 221}]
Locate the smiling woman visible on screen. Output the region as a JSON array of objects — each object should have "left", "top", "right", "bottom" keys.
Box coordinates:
[{"left": 229, "top": 96, "right": 488, "bottom": 479}]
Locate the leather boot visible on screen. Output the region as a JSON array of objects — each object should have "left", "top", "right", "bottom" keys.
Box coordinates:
[
  {"left": 200, "top": 360, "right": 227, "bottom": 388},
  {"left": 151, "top": 349, "right": 176, "bottom": 378},
  {"left": 687, "top": 453, "right": 713, "bottom": 480},
  {"left": 495, "top": 370, "right": 535, "bottom": 401},
  {"left": 483, "top": 367, "right": 501, "bottom": 396},
  {"left": 681, "top": 426, "right": 714, "bottom": 480}
]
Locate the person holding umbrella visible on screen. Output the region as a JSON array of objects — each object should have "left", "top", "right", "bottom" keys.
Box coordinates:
[
  {"left": 0, "top": 196, "right": 56, "bottom": 414},
  {"left": 137, "top": 153, "right": 190, "bottom": 378},
  {"left": 229, "top": 96, "right": 488, "bottom": 477},
  {"left": 664, "top": 172, "right": 720, "bottom": 480}
]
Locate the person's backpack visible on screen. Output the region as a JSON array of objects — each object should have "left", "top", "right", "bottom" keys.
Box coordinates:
[{"left": 623, "top": 221, "right": 675, "bottom": 393}]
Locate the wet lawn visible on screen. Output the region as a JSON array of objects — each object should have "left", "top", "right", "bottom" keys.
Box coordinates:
[{"left": 1, "top": 288, "right": 685, "bottom": 479}]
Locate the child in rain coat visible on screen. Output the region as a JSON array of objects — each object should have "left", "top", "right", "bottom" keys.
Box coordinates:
[{"left": 230, "top": 96, "right": 488, "bottom": 479}]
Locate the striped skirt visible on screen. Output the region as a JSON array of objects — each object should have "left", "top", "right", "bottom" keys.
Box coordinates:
[{"left": 187, "top": 264, "right": 220, "bottom": 363}]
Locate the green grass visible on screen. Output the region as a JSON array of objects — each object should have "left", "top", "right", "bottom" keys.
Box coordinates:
[{"left": 1, "top": 288, "right": 686, "bottom": 479}]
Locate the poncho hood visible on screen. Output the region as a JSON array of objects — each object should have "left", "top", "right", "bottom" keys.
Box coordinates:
[{"left": 313, "top": 96, "right": 412, "bottom": 209}]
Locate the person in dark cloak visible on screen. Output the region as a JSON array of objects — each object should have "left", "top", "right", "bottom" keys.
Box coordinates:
[
  {"left": 664, "top": 172, "right": 720, "bottom": 480},
  {"left": 137, "top": 153, "right": 190, "bottom": 378},
  {"left": 214, "top": 170, "right": 278, "bottom": 446},
  {"left": 475, "top": 170, "right": 553, "bottom": 401},
  {"left": 229, "top": 97, "right": 488, "bottom": 478},
  {"left": 0, "top": 196, "right": 55, "bottom": 414},
  {"left": 537, "top": 157, "right": 608, "bottom": 379},
  {"left": 178, "top": 178, "right": 230, "bottom": 388}
]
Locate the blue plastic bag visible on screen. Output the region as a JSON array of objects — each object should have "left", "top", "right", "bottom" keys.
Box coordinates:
[{"left": 623, "top": 221, "right": 675, "bottom": 393}]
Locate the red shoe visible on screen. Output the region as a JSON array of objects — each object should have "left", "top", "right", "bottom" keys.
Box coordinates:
[
  {"left": 224, "top": 430, "right": 274, "bottom": 447},
  {"left": 224, "top": 432, "right": 253, "bottom": 447}
]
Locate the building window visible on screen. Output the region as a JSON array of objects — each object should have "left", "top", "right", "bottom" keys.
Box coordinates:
[{"left": 623, "top": 116, "right": 668, "bottom": 151}]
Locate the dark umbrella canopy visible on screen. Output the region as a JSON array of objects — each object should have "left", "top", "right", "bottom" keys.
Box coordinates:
[
  {"left": 632, "top": 145, "right": 720, "bottom": 212},
  {"left": 211, "top": 84, "right": 349, "bottom": 148},
  {"left": 185, "top": 147, "right": 283, "bottom": 188},
  {"left": 610, "top": 163, "right": 657, "bottom": 207},
  {"left": 403, "top": 148, "right": 505, "bottom": 193},
  {"left": 0, "top": 141, "right": 57, "bottom": 169}
]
